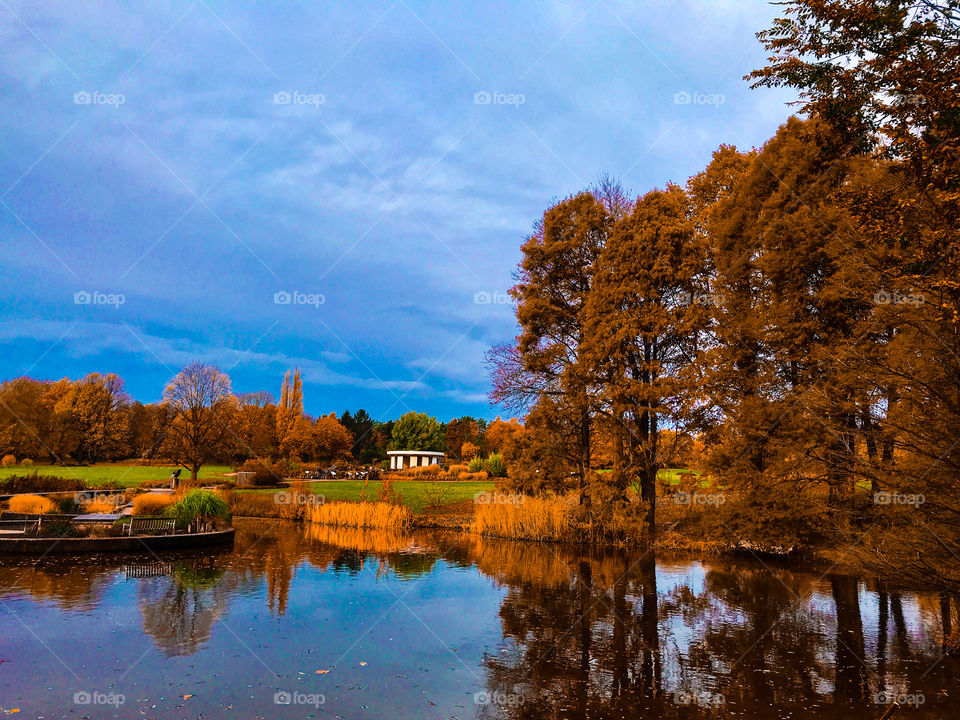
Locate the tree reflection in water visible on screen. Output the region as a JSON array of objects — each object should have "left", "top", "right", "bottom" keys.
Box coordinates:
[{"left": 0, "top": 519, "right": 956, "bottom": 718}]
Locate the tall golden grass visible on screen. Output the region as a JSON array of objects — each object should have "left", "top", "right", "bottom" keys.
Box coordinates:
[
  {"left": 83, "top": 498, "right": 119, "bottom": 513},
  {"left": 470, "top": 494, "right": 577, "bottom": 542},
  {"left": 224, "top": 491, "right": 304, "bottom": 520},
  {"left": 307, "top": 501, "right": 411, "bottom": 529},
  {"left": 132, "top": 493, "right": 176, "bottom": 515},
  {"left": 8, "top": 494, "right": 56, "bottom": 514},
  {"left": 305, "top": 523, "right": 415, "bottom": 553}
]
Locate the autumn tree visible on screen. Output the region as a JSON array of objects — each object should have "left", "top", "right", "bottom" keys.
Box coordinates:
[
  {"left": 583, "top": 184, "right": 708, "bottom": 533},
  {"left": 276, "top": 369, "right": 303, "bottom": 448},
  {"left": 495, "top": 192, "right": 612, "bottom": 498},
  {"left": 162, "top": 362, "right": 235, "bottom": 480},
  {"left": 314, "top": 414, "right": 353, "bottom": 461}
]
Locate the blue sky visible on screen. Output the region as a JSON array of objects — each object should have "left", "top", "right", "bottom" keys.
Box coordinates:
[{"left": 0, "top": 0, "right": 796, "bottom": 422}]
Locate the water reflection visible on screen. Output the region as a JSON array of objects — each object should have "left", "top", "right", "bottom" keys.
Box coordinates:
[{"left": 0, "top": 519, "right": 956, "bottom": 718}]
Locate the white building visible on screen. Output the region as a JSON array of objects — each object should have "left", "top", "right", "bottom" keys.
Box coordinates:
[{"left": 387, "top": 450, "right": 445, "bottom": 470}]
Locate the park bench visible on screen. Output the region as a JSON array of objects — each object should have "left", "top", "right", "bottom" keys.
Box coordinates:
[{"left": 127, "top": 516, "right": 177, "bottom": 536}]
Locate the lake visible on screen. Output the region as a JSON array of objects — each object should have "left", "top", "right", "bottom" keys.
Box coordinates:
[{"left": 0, "top": 518, "right": 955, "bottom": 718}]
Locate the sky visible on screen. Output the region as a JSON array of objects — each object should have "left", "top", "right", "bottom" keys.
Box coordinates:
[{"left": 0, "top": 0, "right": 797, "bottom": 423}]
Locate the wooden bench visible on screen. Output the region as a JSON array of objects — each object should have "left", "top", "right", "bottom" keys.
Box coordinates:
[{"left": 127, "top": 516, "right": 177, "bottom": 536}]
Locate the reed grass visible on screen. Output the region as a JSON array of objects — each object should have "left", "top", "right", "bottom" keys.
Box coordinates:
[
  {"left": 470, "top": 494, "right": 578, "bottom": 542},
  {"left": 8, "top": 494, "right": 56, "bottom": 514},
  {"left": 307, "top": 500, "right": 411, "bottom": 529},
  {"left": 83, "top": 498, "right": 119, "bottom": 513}
]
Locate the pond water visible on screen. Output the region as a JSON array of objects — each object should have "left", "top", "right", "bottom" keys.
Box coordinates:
[{"left": 0, "top": 518, "right": 955, "bottom": 719}]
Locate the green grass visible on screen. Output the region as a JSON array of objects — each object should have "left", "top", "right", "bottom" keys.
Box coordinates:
[
  {"left": 0, "top": 464, "right": 233, "bottom": 488},
  {"left": 237, "top": 480, "right": 496, "bottom": 514}
]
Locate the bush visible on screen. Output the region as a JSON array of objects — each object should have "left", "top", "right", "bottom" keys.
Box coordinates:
[
  {"left": 83, "top": 498, "right": 119, "bottom": 513},
  {"left": 8, "top": 494, "right": 57, "bottom": 514},
  {"left": 0, "top": 474, "right": 86, "bottom": 494},
  {"left": 1, "top": 455, "right": 15, "bottom": 467},
  {"left": 19, "top": 458, "right": 33, "bottom": 466},
  {"left": 420, "top": 482, "right": 450, "bottom": 511},
  {"left": 467, "top": 456, "right": 485, "bottom": 473},
  {"left": 447, "top": 464, "right": 469, "bottom": 477},
  {"left": 132, "top": 493, "right": 177, "bottom": 516},
  {"left": 238, "top": 458, "right": 288, "bottom": 487},
  {"left": 171, "top": 490, "right": 231, "bottom": 531},
  {"left": 485, "top": 453, "right": 507, "bottom": 478}
]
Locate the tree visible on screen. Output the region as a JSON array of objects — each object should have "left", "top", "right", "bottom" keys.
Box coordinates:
[
  {"left": 494, "top": 191, "right": 613, "bottom": 499},
  {"left": 484, "top": 417, "right": 524, "bottom": 455},
  {"left": 276, "top": 369, "right": 303, "bottom": 448},
  {"left": 314, "top": 414, "right": 354, "bottom": 461},
  {"left": 340, "top": 409, "right": 376, "bottom": 459},
  {"left": 583, "top": 183, "right": 708, "bottom": 533},
  {"left": 390, "top": 411, "right": 445, "bottom": 452},
  {"left": 445, "top": 416, "right": 481, "bottom": 459},
  {"left": 162, "top": 362, "right": 235, "bottom": 480}
]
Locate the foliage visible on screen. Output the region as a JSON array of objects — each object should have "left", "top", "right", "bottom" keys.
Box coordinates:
[
  {"left": 238, "top": 458, "right": 288, "bottom": 487},
  {"left": 1, "top": 454, "right": 14, "bottom": 466},
  {"left": 171, "top": 489, "right": 231, "bottom": 530},
  {"left": 467, "top": 455, "right": 485, "bottom": 473},
  {"left": 377, "top": 476, "right": 403, "bottom": 505},
  {"left": 132, "top": 493, "right": 177, "bottom": 515},
  {"left": 485, "top": 452, "right": 507, "bottom": 478},
  {"left": 8, "top": 494, "right": 56, "bottom": 514},
  {"left": 419, "top": 482, "right": 451, "bottom": 511},
  {"left": 0, "top": 474, "right": 86, "bottom": 493},
  {"left": 390, "top": 411, "right": 445, "bottom": 452},
  {"left": 460, "top": 440, "right": 480, "bottom": 460}
]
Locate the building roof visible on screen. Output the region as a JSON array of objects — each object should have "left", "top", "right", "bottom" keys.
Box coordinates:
[{"left": 386, "top": 450, "right": 445, "bottom": 456}]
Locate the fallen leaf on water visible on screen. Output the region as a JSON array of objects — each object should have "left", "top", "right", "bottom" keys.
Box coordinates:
[
  {"left": 182, "top": 694, "right": 193, "bottom": 699},
  {"left": 316, "top": 669, "right": 329, "bottom": 674},
  {"left": 359, "top": 662, "right": 367, "bottom": 666}
]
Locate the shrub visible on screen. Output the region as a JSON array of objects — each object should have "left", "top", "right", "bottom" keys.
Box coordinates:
[
  {"left": 223, "top": 490, "right": 304, "bottom": 520},
  {"left": 485, "top": 453, "right": 507, "bottom": 478},
  {"left": 307, "top": 500, "right": 411, "bottom": 529},
  {"left": 420, "top": 482, "right": 450, "bottom": 511},
  {"left": 238, "top": 458, "right": 288, "bottom": 488},
  {"left": 8, "top": 494, "right": 56, "bottom": 514},
  {"left": 0, "top": 474, "right": 86, "bottom": 494},
  {"left": 20, "top": 458, "right": 33, "bottom": 466},
  {"left": 467, "top": 456, "right": 485, "bottom": 473},
  {"left": 171, "top": 489, "right": 231, "bottom": 531},
  {"left": 132, "top": 493, "right": 177, "bottom": 516},
  {"left": 1, "top": 455, "right": 15, "bottom": 467},
  {"left": 459, "top": 470, "right": 488, "bottom": 481},
  {"left": 447, "top": 464, "right": 469, "bottom": 477}
]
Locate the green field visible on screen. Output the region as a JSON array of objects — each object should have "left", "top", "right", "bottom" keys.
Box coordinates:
[
  {"left": 0, "top": 464, "right": 234, "bottom": 488},
  {"left": 238, "top": 480, "right": 496, "bottom": 513}
]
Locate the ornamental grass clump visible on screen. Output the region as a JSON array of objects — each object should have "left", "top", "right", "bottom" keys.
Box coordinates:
[
  {"left": 8, "top": 494, "right": 56, "bottom": 514},
  {"left": 132, "top": 493, "right": 177, "bottom": 516},
  {"left": 171, "top": 489, "right": 231, "bottom": 532},
  {"left": 470, "top": 494, "right": 577, "bottom": 542}
]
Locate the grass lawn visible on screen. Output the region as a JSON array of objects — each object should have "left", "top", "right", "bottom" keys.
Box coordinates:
[
  {"left": 237, "top": 480, "right": 496, "bottom": 514},
  {"left": 0, "top": 464, "right": 234, "bottom": 488}
]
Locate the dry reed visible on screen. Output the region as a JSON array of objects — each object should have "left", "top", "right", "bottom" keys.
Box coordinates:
[
  {"left": 470, "top": 494, "right": 577, "bottom": 542},
  {"left": 132, "top": 493, "right": 176, "bottom": 515},
  {"left": 307, "top": 500, "right": 411, "bottom": 530}
]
